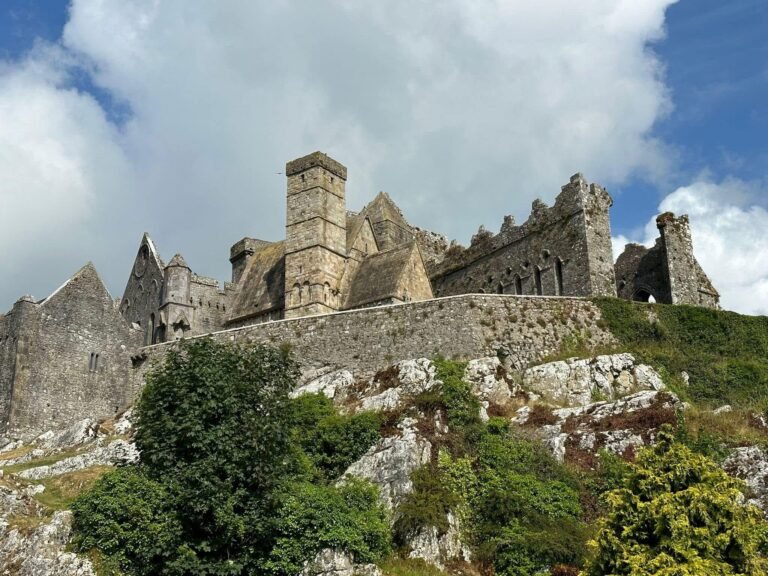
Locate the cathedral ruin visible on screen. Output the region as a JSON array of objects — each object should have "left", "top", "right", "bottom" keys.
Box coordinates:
[{"left": 0, "top": 151, "right": 719, "bottom": 437}]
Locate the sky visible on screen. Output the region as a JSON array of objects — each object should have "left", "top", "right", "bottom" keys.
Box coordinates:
[{"left": 0, "top": 0, "right": 766, "bottom": 314}]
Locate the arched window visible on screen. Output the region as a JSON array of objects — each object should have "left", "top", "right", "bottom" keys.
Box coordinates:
[
  {"left": 293, "top": 283, "right": 301, "bottom": 305},
  {"left": 302, "top": 281, "right": 310, "bottom": 303},
  {"left": 534, "top": 267, "right": 543, "bottom": 296},
  {"left": 497, "top": 282, "right": 504, "bottom": 294},
  {"left": 554, "top": 258, "right": 564, "bottom": 296},
  {"left": 324, "top": 282, "right": 330, "bottom": 304},
  {"left": 148, "top": 313, "right": 155, "bottom": 345},
  {"left": 514, "top": 275, "right": 523, "bottom": 295}
]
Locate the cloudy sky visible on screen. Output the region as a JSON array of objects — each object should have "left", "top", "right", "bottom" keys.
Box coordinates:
[{"left": 0, "top": 0, "right": 766, "bottom": 314}]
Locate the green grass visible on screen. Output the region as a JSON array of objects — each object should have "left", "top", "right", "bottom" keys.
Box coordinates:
[
  {"left": 592, "top": 298, "right": 768, "bottom": 412},
  {"left": 379, "top": 556, "right": 447, "bottom": 576},
  {"left": 35, "top": 466, "right": 114, "bottom": 510},
  {"left": 1, "top": 444, "right": 92, "bottom": 475}
]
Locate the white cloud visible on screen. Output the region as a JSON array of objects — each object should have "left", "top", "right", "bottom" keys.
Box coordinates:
[
  {"left": 1, "top": 0, "right": 677, "bottom": 308},
  {"left": 615, "top": 178, "right": 768, "bottom": 315}
]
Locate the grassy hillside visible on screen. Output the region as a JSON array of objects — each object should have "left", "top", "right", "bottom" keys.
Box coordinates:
[{"left": 593, "top": 298, "right": 768, "bottom": 410}]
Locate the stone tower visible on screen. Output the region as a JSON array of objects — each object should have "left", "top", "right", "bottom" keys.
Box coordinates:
[
  {"left": 284, "top": 152, "right": 348, "bottom": 319},
  {"left": 657, "top": 213, "right": 701, "bottom": 306},
  {"left": 158, "top": 254, "right": 193, "bottom": 341}
]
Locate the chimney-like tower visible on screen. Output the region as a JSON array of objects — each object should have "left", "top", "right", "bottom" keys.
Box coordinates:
[{"left": 283, "top": 152, "right": 348, "bottom": 319}]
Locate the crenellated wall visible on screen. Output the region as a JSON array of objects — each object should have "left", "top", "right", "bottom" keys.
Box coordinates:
[{"left": 430, "top": 174, "right": 616, "bottom": 300}]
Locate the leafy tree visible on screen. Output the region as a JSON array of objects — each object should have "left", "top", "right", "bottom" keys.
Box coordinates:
[
  {"left": 587, "top": 425, "right": 768, "bottom": 576},
  {"left": 73, "top": 339, "right": 387, "bottom": 576}
]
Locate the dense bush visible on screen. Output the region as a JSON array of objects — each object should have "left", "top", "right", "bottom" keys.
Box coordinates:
[
  {"left": 587, "top": 426, "right": 768, "bottom": 575},
  {"left": 397, "top": 408, "right": 587, "bottom": 575},
  {"left": 70, "top": 467, "right": 181, "bottom": 576},
  {"left": 73, "top": 339, "right": 387, "bottom": 576},
  {"left": 291, "top": 393, "right": 382, "bottom": 481}
]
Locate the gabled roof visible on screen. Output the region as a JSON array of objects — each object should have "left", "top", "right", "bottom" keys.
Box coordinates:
[
  {"left": 227, "top": 241, "right": 286, "bottom": 323},
  {"left": 345, "top": 242, "right": 421, "bottom": 309},
  {"left": 40, "top": 262, "right": 113, "bottom": 307},
  {"left": 166, "top": 253, "right": 190, "bottom": 269},
  {"left": 364, "top": 191, "right": 411, "bottom": 230}
]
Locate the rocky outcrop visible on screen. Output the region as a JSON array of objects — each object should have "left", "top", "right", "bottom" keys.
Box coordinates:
[
  {"left": 341, "top": 418, "right": 431, "bottom": 510},
  {"left": 514, "top": 390, "right": 680, "bottom": 463},
  {"left": 407, "top": 511, "right": 471, "bottom": 569},
  {"left": 360, "top": 360, "right": 438, "bottom": 412},
  {"left": 521, "top": 353, "right": 664, "bottom": 406},
  {"left": 463, "top": 357, "right": 515, "bottom": 420},
  {"left": 0, "top": 511, "right": 95, "bottom": 576},
  {"left": 18, "top": 439, "right": 139, "bottom": 480},
  {"left": 723, "top": 446, "right": 768, "bottom": 515},
  {"left": 300, "top": 549, "right": 381, "bottom": 576}
]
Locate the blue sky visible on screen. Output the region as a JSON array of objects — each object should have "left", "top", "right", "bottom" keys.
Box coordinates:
[{"left": 0, "top": 1, "right": 766, "bottom": 313}]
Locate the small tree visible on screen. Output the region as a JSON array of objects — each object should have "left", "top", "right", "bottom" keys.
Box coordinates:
[{"left": 587, "top": 425, "right": 768, "bottom": 576}]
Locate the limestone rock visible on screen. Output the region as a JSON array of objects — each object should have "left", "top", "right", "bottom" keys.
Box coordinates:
[
  {"left": 463, "top": 357, "right": 515, "bottom": 405},
  {"left": 34, "top": 419, "right": 98, "bottom": 451},
  {"left": 341, "top": 419, "right": 431, "bottom": 510},
  {"left": 360, "top": 359, "right": 438, "bottom": 412},
  {"left": 0, "top": 511, "right": 95, "bottom": 576},
  {"left": 408, "top": 512, "right": 471, "bottom": 569},
  {"left": 723, "top": 446, "right": 768, "bottom": 514},
  {"left": 19, "top": 440, "right": 139, "bottom": 480},
  {"left": 522, "top": 353, "right": 665, "bottom": 407},
  {"left": 292, "top": 370, "right": 355, "bottom": 400},
  {"left": 523, "top": 390, "right": 680, "bottom": 463},
  {"left": 299, "top": 549, "right": 381, "bottom": 576},
  {"left": 114, "top": 409, "right": 134, "bottom": 435}
]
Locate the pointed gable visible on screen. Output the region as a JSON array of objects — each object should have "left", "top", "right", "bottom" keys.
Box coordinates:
[
  {"left": 41, "top": 262, "right": 114, "bottom": 309},
  {"left": 227, "top": 241, "right": 286, "bottom": 324},
  {"left": 344, "top": 242, "right": 433, "bottom": 309},
  {"left": 359, "top": 192, "right": 415, "bottom": 251},
  {"left": 120, "top": 233, "right": 166, "bottom": 338}
]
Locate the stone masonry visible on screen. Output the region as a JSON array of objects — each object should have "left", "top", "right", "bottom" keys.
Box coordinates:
[{"left": 0, "top": 151, "right": 720, "bottom": 437}]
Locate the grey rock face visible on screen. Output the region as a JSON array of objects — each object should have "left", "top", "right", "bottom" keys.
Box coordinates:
[
  {"left": 291, "top": 370, "right": 355, "bottom": 401},
  {"left": 18, "top": 440, "right": 139, "bottom": 480},
  {"left": 0, "top": 510, "right": 95, "bottom": 576},
  {"left": 516, "top": 390, "right": 680, "bottom": 462},
  {"left": 360, "top": 359, "right": 438, "bottom": 412},
  {"left": 407, "top": 511, "right": 471, "bottom": 569},
  {"left": 341, "top": 419, "right": 431, "bottom": 511},
  {"left": 723, "top": 446, "right": 768, "bottom": 514},
  {"left": 521, "top": 353, "right": 664, "bottom": 406},
  {"left": 34, "top": 418, "right": 99, "bottom": 451},
  {"left": 299, "top": 549, "right": 381, "bottom": 576},
  {"left": 463, "top": 357, "right": 515, "bottom": 420}
]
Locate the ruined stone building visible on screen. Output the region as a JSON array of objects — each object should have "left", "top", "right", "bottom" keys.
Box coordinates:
[{"left": 0, "top": 151, "right": 719, "bottom": 438}]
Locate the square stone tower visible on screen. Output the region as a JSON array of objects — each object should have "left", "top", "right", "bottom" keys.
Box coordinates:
[{"left": 284, "top": 152, "right": 348, "bottom": 319}]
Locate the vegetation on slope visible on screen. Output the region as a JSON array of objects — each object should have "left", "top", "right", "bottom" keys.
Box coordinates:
[
  {"left": 72, "top": 339, "right": 388, "bottom": 576},
  {"left": 593, "top": 298, "right": 768, "bottom": 410}
]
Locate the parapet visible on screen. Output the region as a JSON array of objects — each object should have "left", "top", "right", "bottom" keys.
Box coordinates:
[
  {"left": 285, "top": 151, "right": 347, "bottom": 180},
  {"left": 229, "top": 237, "right": 273, "bottom": 263}
]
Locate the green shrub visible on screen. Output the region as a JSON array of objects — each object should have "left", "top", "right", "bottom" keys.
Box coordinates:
[
  {"left": 291, "top": 394, "right": 382, "bottom": 481},
  {"left": 71, "top": 467, "right": 181, "bottom": 576},
  {"left": 73, "top": 340, "right": 386, "bottom": 576},
  {"left": 586, "top": 426, "right": 768, "bottom": 575},
  {"left": 264, "top": 479, "right": 390, "bottom": 576},
  {"left": 433, "top": 357, "right": 484, "bottom": 451}
]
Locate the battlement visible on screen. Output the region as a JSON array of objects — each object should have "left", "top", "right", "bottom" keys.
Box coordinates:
[{"left": 285, "top": 151, "right": 348, "bottom": 180}]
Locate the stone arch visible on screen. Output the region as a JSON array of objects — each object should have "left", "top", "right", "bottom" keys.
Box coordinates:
[
  {"left": 514, "top": 275, "right": 523, "bottom": 295},
  {"left": 534, "top": 267, "right": 543, "bottom": 296},
  {"left": 292, "top": 283, "right": 301, "bottom": 306},
  {"left": 632, "top": 287, "right": 658, "bottom": 303},
  {"left": 554, "top": 258, "right": 564, "bottom": 296},
  {"left": 323, "top": 282, "right": 330, "bottom": 304}
]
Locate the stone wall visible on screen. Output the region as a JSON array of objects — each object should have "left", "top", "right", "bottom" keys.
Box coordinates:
[
  {"left": 615, "top": 213, "right": 719, "bottom": 308},
  {"left": 5, "top": 264, "right": 144, "bottom": 439},
  {"left": 430, "top": 174, "right": 617, "bottom": 299},
  {"left": 119, "top": 235, "right": 165, "bottom": 345},
  {"left": 139, "top": 294, "right": 615, "bottom": 381}
]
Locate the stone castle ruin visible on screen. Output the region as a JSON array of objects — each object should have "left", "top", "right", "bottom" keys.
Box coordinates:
[{"left": 0, "top": 151, "right": 718, "bottom": 438}]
